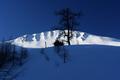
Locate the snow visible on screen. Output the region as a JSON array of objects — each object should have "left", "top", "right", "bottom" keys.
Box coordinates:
[
  {"left": 11, "top": 30, "right": 120, "bottom": 48},
  {"left": 15, "top": 45, "right": 120, "bottom": 80},
  {"left": 3, "top": 30, "right": 120, "bottom": 80}
]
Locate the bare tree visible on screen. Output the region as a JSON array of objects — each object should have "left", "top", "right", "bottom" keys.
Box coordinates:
[
  {"left": 19, "top": 47, "right": 28, "bottom": 66},
  {"left": 55, "top": 8, "right": 80, "bottom": 45},
  {"left": 53, "top": 46, "right": 70, "bottom": 63}
]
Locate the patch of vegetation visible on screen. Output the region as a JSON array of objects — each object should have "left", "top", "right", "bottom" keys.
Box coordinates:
[{"left": 0, "top": 41, "right": 28, "bottom": 69}]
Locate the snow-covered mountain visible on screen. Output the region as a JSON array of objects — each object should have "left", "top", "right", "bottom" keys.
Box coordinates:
[
  {"left": 2, "top": 30, "right": 120, "bottom": 80},
  {"left": 10, "top": 30, "right": 120, "bottom": 48}
]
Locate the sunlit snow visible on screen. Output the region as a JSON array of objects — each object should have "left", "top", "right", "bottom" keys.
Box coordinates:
[{"left": 11, "top": 30, "right": 120, "bottom": 48}]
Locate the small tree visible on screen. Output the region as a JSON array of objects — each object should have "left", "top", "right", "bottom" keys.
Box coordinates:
[
  {"left": 55, "top": 8, "right": 80, "bottom": 45},
  {"left": 53, "top": 46, "right": 70, "bottom": 63},
  {"left": 11, "top": 44, "right": 17, "bottom": 66},
  {"left": 19, "top": 47, "right": 28, "bottom": 66}
]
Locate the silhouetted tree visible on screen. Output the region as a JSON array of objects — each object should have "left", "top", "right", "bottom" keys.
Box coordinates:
[
  {"left": 0, "top": 40, "right": 28, "bottom": 68},
  {"left": 0, "top": 39, "right": 10, "bottom": 67},
  {"left": 0, "top": 39, "right": 29, "bottom": 80},
  {"left": 12, "top": 44, "right": 17, "bottom": 66},
  {"left": 18, "top": 47, "right": 28, "bottom": 66},
  {"left": 54, "top": 45, "right": 70, "bottom": 63},
  {"left": 55, "top": 8, "right": 80, "bottom": 45}
]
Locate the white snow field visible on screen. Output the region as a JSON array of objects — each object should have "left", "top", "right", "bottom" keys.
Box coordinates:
[
  {"left": 15, "top": 45, "right": 120, "bottom": 80},
  {"left": 11, "top": 30, "right": 120, "bottom": 48},
  {"left": 6, "top": 30, "right": 120, "bottom": 80}
]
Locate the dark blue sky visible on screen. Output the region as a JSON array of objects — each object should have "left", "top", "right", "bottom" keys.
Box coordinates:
[{"left": 0, "top": 0, "right": 120, "bottom": 40}]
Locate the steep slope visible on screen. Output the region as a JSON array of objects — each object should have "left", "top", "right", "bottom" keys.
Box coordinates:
[
  {"left": 10, "top": 30, "right": 120, "bottom": 48},
  {"left": 15, "top": 45, "right": 120, "bottom": 80}
]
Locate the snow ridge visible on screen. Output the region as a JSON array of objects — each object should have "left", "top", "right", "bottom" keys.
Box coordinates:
[{"left": 11, "top": 30, "right": 120, "bottom": 48}]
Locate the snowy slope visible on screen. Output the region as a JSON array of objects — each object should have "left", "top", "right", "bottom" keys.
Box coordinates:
[
  {"left": 10, "top": 30, "right": 120, "bottom": 48},
  {"left": 15, "top": 45, "right": 120, "bottom": 80},
  {"left": 6, "top": 30, "right": 120, "bottom": 80}
]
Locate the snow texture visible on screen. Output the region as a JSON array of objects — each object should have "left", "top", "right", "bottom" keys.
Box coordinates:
[{"left": 11, "top": 30, "right": 120, "bottom": 48}]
